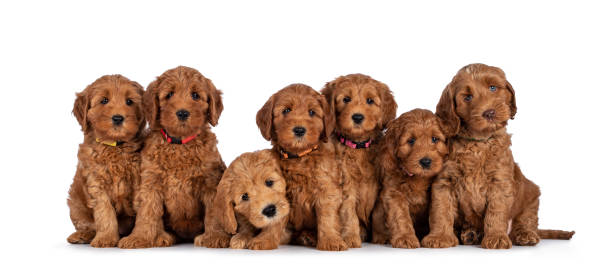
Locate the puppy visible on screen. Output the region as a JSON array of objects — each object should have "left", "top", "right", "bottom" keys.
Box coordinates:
[
  {"left": 421, "top": 63, "right": 574, "bottom": 249},
  {"left": 256, "top": 84, "right": 348, "bottom": 251},
  {"left": 67, "top": 75, "right": 145, "bottom": 247},
  {"left": 370, "top": 109, "right": 448, "bottom": 248},
  {"left": 199, "top": 149, "right": 290, "bottom": 250},
  {"left": 321, "top": 74, "right": 397, "bottom": 247},
  {"left": 118, "top": 66, "right": 226, "bottom": 248}
]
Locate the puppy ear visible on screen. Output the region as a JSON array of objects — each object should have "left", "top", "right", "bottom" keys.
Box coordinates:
[
  {"left": 207, "top": 87, "right": 224, "bottom": 126},
  {"left": 131, "top": 81, "right": 147, "bottom": 134},
  {"left": 144, "top": 78, "right": 161, "bottom": 130},
  {"left": 435, "top": 84, "right": 460, "bottom": 137},
  {"left": 375, "top": 82, "right": 397, "bottom": 129},
  {"left": 505, "top": 80, "right": 517, "bottom": 119},
  {"left": 72, "top": 88, "right": 90, "bottom": 132},
  {"left": 320, "top": 81, "right": 337, "bottom": 137},
  {"left": 214, "top": 178, "right": 237, "bottom": 234},
  {"left": 378, "top": 118, "right": 400, "bottom": 175},
  {"left": 256, "top": 95, "right": 275, "bottom": 141},
  {"left": 319, "top": 94, "right": 335, "bottom": 142}
]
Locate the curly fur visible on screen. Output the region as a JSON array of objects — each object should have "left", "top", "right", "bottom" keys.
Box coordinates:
[
  {"left": 421, "top": 63, "right": 574, "bottom": 249},
  {"left": 256, "top": 84, "right": 348, "bottom": 251},
  {"left": 118, "top": 66, "right": 226, "bottom": 248},
  {"left": 321, "top": 74, "right": 397, "bottom": 247},
  {"left": 67, "top": 75, "right": 146, "bottom": 247}
]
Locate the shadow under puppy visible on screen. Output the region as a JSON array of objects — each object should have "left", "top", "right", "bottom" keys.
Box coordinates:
[
  {"left": 118, "top": 66, "right": 226, "bottom": 248},
  {"left": 321, "top": 74, "right": 397, "bottom": 247},
  {"left": 256, "top": 84, "right": 348, "bottom": 251},
  {"left": 370, "top": 109, "right": 448, "bottom": 248},
  {"left": 199, "top": 149, "right": 290, "bottom": 250},
  {"left": 67, "top": 75, "right": 145, "bottom": 247},
  {"left": 421, "top": 63, "right": 574, "bottom": 249}
]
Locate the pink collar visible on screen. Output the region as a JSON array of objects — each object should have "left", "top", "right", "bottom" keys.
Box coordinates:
[{"left": 336, "top": 132, "right": 372, "bottom": 149}]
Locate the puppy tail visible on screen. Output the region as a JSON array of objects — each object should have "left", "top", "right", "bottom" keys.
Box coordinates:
[{"left": 537, "top": 229, "right": 575, "bottom": 240}]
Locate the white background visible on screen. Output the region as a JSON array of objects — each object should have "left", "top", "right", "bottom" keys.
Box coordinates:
[{"left": 1, "top": 0, "right": 610, "bottom": 274}]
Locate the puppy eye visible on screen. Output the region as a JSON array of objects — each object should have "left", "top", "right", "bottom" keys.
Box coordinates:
[
  {"left": 432, "top": 137, "right": 439, "bottom": 143},
  {"left": 282, "top": 108, "right": 292, "bottom": 115},
  {"left": 100, "top": 97, "right": 109, "bottom": 105},
  {"left": 265, "top": 180, "right": 274, "bottom": 187},
  {"left": 126, "top": 99, "right": 133, "bottom": 106},
  {"left": 464, "top": 95, "right": 473, "bottom": 102},
  {"left": 165, "top": 91, "right": 174, "bottom": 100},
  {"left": 343, "top": 97, "right": 351, "bottom": 103},
  {"left": 191, "top": 92, "right": 200, "bottom": 100},
  {"left": 408, "top": 138, "right": 416, "bottom": 145},
  {"left": 309, "top": 110, "right": 316, "bottom": 117},
  {"left": 366, "top": 98, "right": 374, "bottom": 105},
  {"left": 489, "top": 86, "right": 497, "bottom": 92},
  {"left": 241, "top": 193, "right": 249, "bottom": 201}
]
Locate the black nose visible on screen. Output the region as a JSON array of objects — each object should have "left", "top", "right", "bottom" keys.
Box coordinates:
[
  {"left": 352, "top": 113, "right": 365, "bottom": 124},
  {"left": 176, "top": 109, "right": 190, "bottom": 121},
  {"left": 419, "top": 157, "right": 432, "bottom": 169},
  {"left": 262, "top": 204, "right": 277, "bottom": 218},
  {"left": 482, "top": 109, "right": 496, "bottom": 120},
  {"left": 112, "top": 115, "right": 124, "bottom": 126},
  {"left": 293, "top": 126, "right": 306, "bottom": 137}
]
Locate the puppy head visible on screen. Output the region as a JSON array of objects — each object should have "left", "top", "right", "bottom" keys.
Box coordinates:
[
  {"left": 73, "top": 75, "right": 145, "bottom": 141},
  {"left": 380, "top": 109, "right": 448, "bottom": 178},
  {"left": 436, "top": 63, "right": 517, "bottom": 137},
  {"left": 214, "top": 150, "right": 289, "bottom": 233},
  {"left": 144, "top": 66, "right": 223, "bottom": 136},
  {"left": 321, "top": 74, "right": 397, "bottom": 139},
  {"left": 256, "top": 84, "right": 334, "bottom": 152}
]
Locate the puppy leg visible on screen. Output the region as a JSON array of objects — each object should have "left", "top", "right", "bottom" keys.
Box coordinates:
[
  {"left": 248, "top": 220, "right": 285, "bottom": 250},
  {"left": 481, "top": 182, "right": 513, "bottom": 249},
  {"left": 339, "top": 188, "right": 362, "bottom": 248},
  {"left": 370, "top": 199, "right": 389, "bottom": 244},
  {"left": 118, "top": 187, "right": 174, "bottom": 248},
  {"left": 67, "top": 183, "right": 95, "bottom": 244},
  {"left": 510, "top": 197, "right": 540, "bottom": 246},
  {"left": 195, "top": 186, "right": 231, "bottom": 248},
  {"left": 421, "top": 180, "right": 459, "bottom": 248},
  {"left": 229, "top": 216, "right": 255, "bottom": 249},
  {"left": 87, "top": 185, "right": 119, "bottom": 248},
  {"left": 381, "top": 187, "right": 419, "bottom": 248},
  {"left": 315, "top": 189, "right": 348, "bottom": 251}
]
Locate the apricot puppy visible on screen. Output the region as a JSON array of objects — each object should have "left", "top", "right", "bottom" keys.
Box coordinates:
[
  {"left": 118, "top": 66, "right": 226, "bottom": 248},
  {"left": 421, "top": 63, "right": 574, "bottom": 249},
  {"left": 199, "top": 149, "right": 290, "bottom": 250},
  {"left": 370, "top": 109, "right": 448, "bottom": 248},
  {"left": 256, "top": 84, "right": 348, "bottom": 251},
  {"left": 321, "top": 74, "right": 397, "bottom": 247},
  {"left": 67, "top": 75, "right": 145, "bottom": 247}
]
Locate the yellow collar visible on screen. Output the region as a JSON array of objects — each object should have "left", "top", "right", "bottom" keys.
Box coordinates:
[{"left": 96, "top": 138, "right": 125, "bottom": 147}]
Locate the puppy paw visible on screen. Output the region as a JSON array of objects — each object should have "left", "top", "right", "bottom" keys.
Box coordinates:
[
  {"left": 194, "top": 232, "right": 230, "bottom": 248},
  {"left": 90, "top": 234, "right": 119, "bottom": 248},
  {"left": 118, "top": 234, "right": 153, "bottom": 249},
  {"left": 229, "top": 235, "right": 249, "bottom": 249},
  {"left": 511, "top": 230, "right": 540, "bottom": 246},
  {"left": 294, "top": 230, "right": 317, "bottom": 247},
  {"left": 481, "top": 233, "right": 512, "bottom": 249},
  {"left": 370, "top": 234, "right": 388, "bottom": 245},
  {"left": 460, "top": 228, "right": 483, "bottom": 245},
  {"left": 67, "top": 231, "right": 95, "bottom": 244},
  {"left": 343, "top": 234, "right": 362, "bottom": 248},
  {"left": 391, "top": 234, "right": 420, "bottom": 249},
  {"left": 316, "top": 237, "right": 348, "bottom": 251},
  {"left": 248, "top": 238, "right": 278, "bottom": 250},
  {"left": 154, "top": 231, "right": 176, "bottom": 247},
  {"left": 421, "top": 233, "right": 458, "bottom": 248}
]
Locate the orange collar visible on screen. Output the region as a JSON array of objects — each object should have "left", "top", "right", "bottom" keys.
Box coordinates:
[{"left": 278, "top": 144, "right": 319, "bottom": 159}]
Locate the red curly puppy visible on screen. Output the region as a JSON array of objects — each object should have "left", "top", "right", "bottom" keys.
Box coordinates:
[
  {"left": 118, "top": 66, "right": 226, "bottom": 248},
  {"left": 321, "top": 74, "right": 397, "bottom": 247},
  {"left": 370, "top": 109, "right": 448, "bottom": 248},
  {"left": 256, "top": 84, "right": 348, "bottom": 251},
  {"left": 67, "top": 75, "right": 145, "bottom": 247},
  {"left": 421, "top": 63, "right": 574, "bottom": 249}
]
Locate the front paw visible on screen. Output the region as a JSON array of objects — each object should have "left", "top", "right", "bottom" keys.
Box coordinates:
[
  {"left": 391, "top": 234, "right": 420, "bottom": 249},
  {"left": 229, "top": 235, "right": 249, "bottom": 249},
  {"left": 421, "top": 233, "right": 459, "bottom": 248},
  {"left": 118, "top": 232, "right": 175, "bottom": 249},
  {"left": 248, "top": 238, "right": 278, "bottom": 250},
  {"left": 481, "top": 233, "right": 512, "bottom": 249},
  {"left": 316, "top": 237, "right": 348, "bottom": 251},
  {"left": 194, "top": 232, "right": 230, "bottom": 248},
  {"left": 67, "top": 231, "right": 95, "bottom": 244},
  {"left": 293, "top": 230, "right": 317, "bottom": 247},
  {"left": 461, "top": 228, "right": 483, "bottom": 245},
  {"left": 511, "top": 230, "right": 540, "bottom": 246},
  {"left": 343, "top": 234, "right": 362, "bottom": 248},
  {"left": 90, "top": 234, "right": 119, "bottom": 248}
]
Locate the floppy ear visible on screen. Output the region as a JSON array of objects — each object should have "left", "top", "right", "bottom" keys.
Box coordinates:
[
  {"left": 505, "top": 80, "right": 517, "bottom": 119},
  {"left": 131, "top": 81, "right": 147, "bottom": 134},
  {"left": 72, "top": 87, "right": 90, "bottom": 132},
  {"left": 378, "top": 118, "right": 400, "bottom": 175},
  {"left": 319, "top": 94, "right": 335, "bottom": 142},
  {"left": 207, "top": 85, "right": 224, "bottom": 126},
  {"left": 435, "top": 84, "right": 460, "bottom": 137},
  {"left": 256, "top": 95, "right": 275, "bottom": 141},
  {"left": 144, "top": 78, "right": 161, "bottom": 130},
  {"left": 320, "top": 81, "right": 337, "bottom": 136},
  {"left": 214, "top": 178, "right": 237, "bottom": 234},
  {"left": 375, "top": 82, "right": 397, "bottom": 129}
]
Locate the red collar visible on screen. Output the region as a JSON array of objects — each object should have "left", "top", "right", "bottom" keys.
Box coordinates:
[
  {"left": 336, "top": 132, "right": 372, "bottom": 149},
  {"left": 160, "top": 129, "right": 198, "bottom": 144}
]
